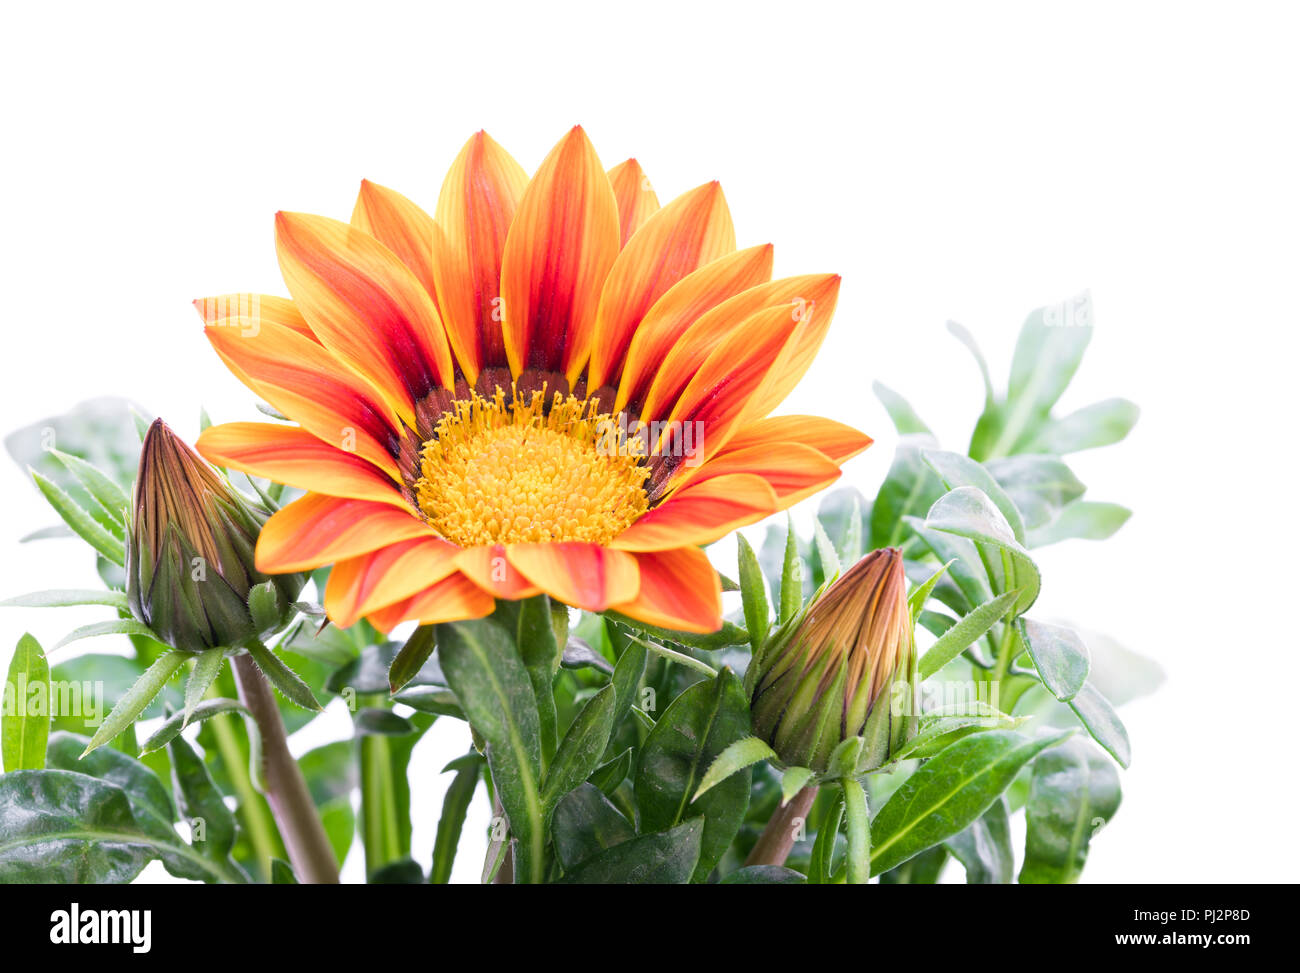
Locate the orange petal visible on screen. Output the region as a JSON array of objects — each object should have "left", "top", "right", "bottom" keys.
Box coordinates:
[
  {"left": 454, "top": 544, "right": 541, "bottom": 599},
  {"left": 609, "top": 546, "right": 722, "bottom": 634},
  {"left": 505, "top": 542, "right": 639, "bottom": 612},
  {"left": 610, "top": 473, "right": 777, "bottom": 552},
  {"left": 668, "top": 441, "right": 843, "bottom": 508},
  {"left": 324, "top": 535, "right": 462, "bottom": 629},
  {"left": 434, "top": 131, "right": 529, "bottom": 380},
  {"left": 720, "top": 415, "right": 873, "bottom": 466},
  {"left": 351, "top": 180, "right": 440, "bottom": 303},
  {"left": 276, "top": 211, "right": 455, "bottom": 424},
  {"left": 499, "top": 127, "right": 620, "bottom": 382},
  {"left": 204, "top": 319, "right": 401, "bottom": 479},
  {"left": 405, "top": 571, "right": 497, "bottom": 624},
  {"left": 614, "top": 244, "right": 774, "bottom": 411},
  {"left": 194, "top": 294, "right": 317, "bottom": 343},
  {"left": 256, "top": 493, "right": 431, "bottom": 574},
  {"left": 607, "top": 158, "right": 660, "bottom": 246},
  {"left": 588, "top": 182, "right": 736, "bottom": 389},
  {"left": 365, "top": 571, "right": 496, "bottom": 631},
  {"left": 197, "top": 422, "right": 405, "bottom": 507},
  {"left": 654, "top": 304, "right": 805, "bottom": 461},
  {"left": 638, "top": 273, "right": 838, "bottom": 422},
  {"left": 744, "top": 276, "right": 841, "bottom": 422}
]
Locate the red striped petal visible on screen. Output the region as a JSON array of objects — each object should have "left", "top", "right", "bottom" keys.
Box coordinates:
[
  {"left": 588, "top": 182, "right": 736, "bottom": 390},
  {"left": 204, "top": 319, "right": 401, "bottom": 479},
  {"left": 351, "top": 180, "right": 440, "bottom": 304},
  {"left": 505, "top": 542, "right": 639, "bottom": 612},
  {"left": 324, "top": 535, "right": 462, "bottom": 628},
  {"left": 433, "top": 131, "right": 529, "bottom": 380},
  {"left": 256, "top": 493, "right": 431, "bottom": 574},
  {"left": 607, "top": 158, "right": 660, "bottom": 246},
  {"left": 276, "top": 211, "right": 455, "bottom": 423},
  {"left": 196, "top": 422, "right": 405, "bottom": 507},
  {"left": 609, "top": 546, "right": 722, "bottom": 634},
  {"left": 610, "top": 473, "right": 777, "bottom": 552},
  {"left": 499, "top": 127, "right": 620, "bottom": 383},
  {"left": 454, "top": 544, "right": 541, "bottom": 599}
]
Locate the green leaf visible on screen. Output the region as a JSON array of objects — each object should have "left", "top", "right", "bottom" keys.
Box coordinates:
[
  {"left": 1028, "top": 500, "right": 1132, "bottom": 548},
  {"left": 720, "top": 865, "right": 806, "bottom": 884},
  {"left": 635, "top": 669, "right": 752, "bottom": 882},
  {"left": 588, "top": 747, "right": 632, "bottom": 796},
  {"left": 781, "top": 766, "right": 815, "bottom": 803},
  {"left": 3, "top": 634, "right": 50, "bottom": 771},
  {"left": 609, "top": 631, "right": 646, "bottom": 732},
  {"left": 870, "top": 438, "right": 944, "bottom": 550},
  {"left": 53, "top": 618, "right": 163, "bottom": 651},
  {"left": 982, "top": 292, "right": 1094, "bottom": 459},
  {"left": 923, "top": 449, "right": 1027, "bottom": 544},
  {"left": 431, "top": 753, "right": 481, "bottom": 884},
  {"left": 246, "top": 641, "right": 321, "bottom": 711},
  {"left": 1020, "top": 738, "right": 1121, "bottom": 883},
  {"left": 1068, "top": 682, "right": 1131, "bottom": 767},
  {"left": 947, "top": 320, "right": 995, "bottom": 408},
  {"left": 355, "top": 708, "right": 415, "bottom": 735},
  {"left": 0, "top": 589, "right": 129, "bottom": 610},
  {"left": 369, "top": 858, "right": 426, "bottom": 883},
  {"left": 516, "top": 596, "right": 560, "bottom": 765},
  {"left": 271, "top": 859, "right": 298, "bottom": 884},
  {"left": 1027, "top": 397, "right": 1139, "bottom": 455},
  {"left": 141, "top": 699, "right": 249, "bottom": 753},
  {"left": 812, "top": 519, "right": 841, "bottom": 580},
  {"left": 888, "top": 711, "right": 1027, "bottom": 764},
  {"left": 82, "top": 650, "right": 187, "bottom": 755},
  {"left": 919, "top": 590, "right": 1020, "bottom": 679},
  {"left": 842, "top": 776, "right": 871, "bottom": 884},
  {"left": 436, "top": 617, "right": 544, "bottom": 884},
  {"left": 168, "top": 733, "right": 238, "bottom": 870},
  {"left": 184, "top": 647, "right": 226, "bottom": 725},
  {"left": 49, "top": 448, "right": 130, "bottom": 532},
  {"left": 555, "top": 818, "right": 703, "bottom": 884},
  {"left": 870, "top": 729, "right": 1072, "bottom": 875},
  {"left": 30, "top": 468, "right": 125, "bottom": 565},
  {"left": 985, "top": 455, "right": 1086, "bottom": 530},
  {"left": 0, "top": 770, "right": 224, "bottom": 883},
  {"left": 945, "top": 795, "right": 1013, "bottom": 883},
  {"left": 873, "top": 381, "right": 933, "bottom": 436},
  {"left": 694, "top": 736, "right": 777, "bottom": 800},
  {"left": 604, "top": 614, "right": 748, "bottom": 651},
  {"left": 736, "top": 534, "right": 771, "bottom": 653},
  {"left": 1019, "top": 618, "right": 1090, "bottom": 701},
  {"left": 552, "top": 782, "right": 636, "bottom": 871},
  {"left": 543, "top": 684, "right": 616, "bottom": 812},
  {"left": 779, "top": 514, "right": 803, "bottom": 622},
  {"left": 925, "top": 486, "right": 1041, "bottom": 617},
  {"left": 809, "top": 788, "right": 844, "bottom": 884},
  {"left": 246, "top": 580, "right": 281, "bottom": 635},
  {"left": 45, "top": 732, "right": 175, "bottom": 833},
  {"left": 907, "top": 560, "right": 953, "bottom": 622}
]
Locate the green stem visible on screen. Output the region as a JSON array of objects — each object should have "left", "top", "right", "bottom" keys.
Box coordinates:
[
  {"left": 842, "top": 778, "right": 871, "bottom": 884},
  {"left": 360, "top": 731, "right": 402, "bottom": 873},
  {"left": 231, "top": 654, "right": 339, "bottom": 884},
  {"left": 207, "top": 703, "right": 277, "bottom": 881}
]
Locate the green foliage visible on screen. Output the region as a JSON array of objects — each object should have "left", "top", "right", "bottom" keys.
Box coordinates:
[{"left": 0, "top": 298, "right": 1151, "bottom": 885}]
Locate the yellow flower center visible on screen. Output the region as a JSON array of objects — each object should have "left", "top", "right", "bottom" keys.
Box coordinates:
[{"left": 415, "top": 387, "right": 650, "bottom": 547}]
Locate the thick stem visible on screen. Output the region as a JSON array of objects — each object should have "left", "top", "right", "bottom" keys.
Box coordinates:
[
  {"left": 745, "top": 785, "right": 819, "bottom": 868},
  {"left": 232, "top": 653, "right": 340, "bottom": 884}
]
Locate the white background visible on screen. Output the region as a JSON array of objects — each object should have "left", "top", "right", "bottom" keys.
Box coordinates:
[{"left": 2, "top": 1, "right": 1296, "bottom": 883}]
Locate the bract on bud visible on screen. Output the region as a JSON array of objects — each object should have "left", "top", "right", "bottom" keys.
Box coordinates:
[
  {"left": 748, "top": 547, "right": 917, "bottom": 775},
  {"left": 126, "top": 419, "right": 304, "bottom": 652}
]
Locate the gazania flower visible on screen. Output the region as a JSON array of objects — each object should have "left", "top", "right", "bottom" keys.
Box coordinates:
[{"left": 195, "top": 127, "right": 870, "bottom": 634}]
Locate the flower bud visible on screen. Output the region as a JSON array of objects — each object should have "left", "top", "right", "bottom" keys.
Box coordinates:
[
  {"left": 748, "top": 547, "right": 916, "bottom": 775},
  {"left": 126, "top": 419, "right": 305, "bottom": 652}
]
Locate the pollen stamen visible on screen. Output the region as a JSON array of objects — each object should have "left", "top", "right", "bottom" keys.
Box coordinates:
[{"left": 414, "top": 386, "right": 649, "bottom": 547}]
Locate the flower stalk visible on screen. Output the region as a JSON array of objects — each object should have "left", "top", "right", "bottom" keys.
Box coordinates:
[{"left": 231, "top": 653, "right": 339, "bottom": 884}]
